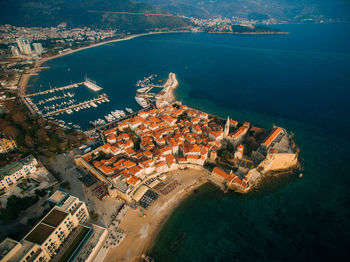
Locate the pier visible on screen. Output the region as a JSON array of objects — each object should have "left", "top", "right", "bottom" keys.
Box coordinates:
[
  {"left": 43, "top": 94, "right": 109, "bottom": 117},
  {"left": 25, "top": 82, "right": 83, "bottom": 97}
]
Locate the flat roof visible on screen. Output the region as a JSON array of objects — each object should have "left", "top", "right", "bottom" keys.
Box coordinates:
[
  {"left": 0, "top": 238, "right": 18, "bottom": 260},
  {"left": 42, "top": 208, "right": 68, "bottom": 227},
  {"left": 48, "top": 190, "right": 68, "bottom": 205},
  {"left": 25, "top": 223, "right": 55, "bottom": 245},
  {"left": 133, "top": 185, "right": 149, "bottom": 202},
  {"left": 0, "top": 155, "right": 35, "bottom": 179}
]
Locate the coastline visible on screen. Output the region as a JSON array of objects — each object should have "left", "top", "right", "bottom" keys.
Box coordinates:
[
  {"left": 142, "top": 179, "right": 208, "bottom": 257},
  {"left": 208, "top": 31, "right": 289, "bottom": 35},
  {"left": 153, "top": 72, "right": 179, "bottom": 108},
  {"left": 18, "top": 29, "right": 288, "bottom": 97},
  {"left": 18, "top": 31, "right": 187, "bottom": 96},
  {"left": 103, "top": 169, "right": 210, "bottom": 262}
]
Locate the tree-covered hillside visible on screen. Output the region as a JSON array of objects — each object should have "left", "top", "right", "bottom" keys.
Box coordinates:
[
  {"left": 0, "top": 0, "right": 189, "bottom": 32},
  {"left": 143, "top": 0, "right": 350, "bottom": 22}
]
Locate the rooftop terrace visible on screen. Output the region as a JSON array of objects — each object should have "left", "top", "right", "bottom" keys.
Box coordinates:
[
  {"left": 25, "top": 222, "right": 55, "bottom": 245},
  {"left": 42, "top": 208, "right": 68, "bottom": 227}
]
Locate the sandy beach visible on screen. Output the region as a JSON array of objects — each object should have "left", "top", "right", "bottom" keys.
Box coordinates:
[
  {"left": 154, "top": 72, "right": 179, "bottom": 107},
  {"left": 165, "top": 72, "right": 179, "bottom": 103},
  {"left": 104, "top": 169, "right": 210, "bottom": 262}
]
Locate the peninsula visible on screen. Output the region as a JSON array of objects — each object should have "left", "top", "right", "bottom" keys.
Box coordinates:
[{"left": 74, "top": 96, "right": 299, "bottom": 261}]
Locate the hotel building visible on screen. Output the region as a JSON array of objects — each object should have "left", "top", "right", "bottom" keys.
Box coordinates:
[
  {"left": 0, "top": 190, "right": 93, "bottom": 262},
  {"left": 0, "top": 155, "right": 37, "bottom": 190}
]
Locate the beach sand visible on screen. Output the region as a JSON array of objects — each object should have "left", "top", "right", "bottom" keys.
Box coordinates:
[
  {"left": 104, "top": 169, "right": 210, "bottom": 262},
  {"left": 155, "top": 72, "right": 179, "bottom": 107}
]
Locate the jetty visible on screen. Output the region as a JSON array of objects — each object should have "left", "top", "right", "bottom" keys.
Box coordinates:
[
  {"left": 84, "top": 76, "right": 103, "bottom": 92},
  {"left": 135, "top": 73, "right": 178, "bottom": 108},
  {"left": 25, "top": 82, "right": 83, "bottom": 97},
  {"left": 43, "top": 94, "right": 109, "bottom": 117}
]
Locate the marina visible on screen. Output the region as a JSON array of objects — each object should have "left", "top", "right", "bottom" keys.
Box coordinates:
[
  {"left": 43, "top": 94, "right": 109, "bottom": 117},
  {"left": 135, "top": 72, "right": 178, "bottom": 108},
  {"left": 22, "top": 77, "right": 114, "bottom": 131},
  {"left": 90, "top": 108, "right": 134, "bottom": 128},
  {"left": 37, "top": 92, "right": 75, "bottom": 105},
  {"left": 25, "top": 82, "right": 82, "bottom": 97},
  {"left": 24, "top": 73, "right": 176, "bottom": 131},
  {"left": 136, "top": 74, "right": 164, "bottom": 95}
]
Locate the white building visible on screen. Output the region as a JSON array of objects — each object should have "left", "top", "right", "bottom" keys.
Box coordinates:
[
  {"left": 16, "top": 38, "right": 32, "bottom": 55},
  {"left": 48, "top": 189, "right": 89, "bottom": 224},
  {"left": 0, "top": 190, "right": 93, "bottom": 262},
  {"left": 0, "top": 155, "right": 37, "bottom": 190},
  {"left": 32, "top": 43, "right": 43, "bottom": 55}
]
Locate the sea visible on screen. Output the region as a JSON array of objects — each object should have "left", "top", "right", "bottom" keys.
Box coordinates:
[{"left": 29, "top": 24, "right": 350, "bottom": 261}]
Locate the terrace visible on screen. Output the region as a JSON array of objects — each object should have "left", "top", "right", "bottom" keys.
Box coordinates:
[
  {"left": 42, "top": 208, "right": 68, "bottom": 227},
  {"left": 25, "top": 222, "right": 55, "bottom": 245}
]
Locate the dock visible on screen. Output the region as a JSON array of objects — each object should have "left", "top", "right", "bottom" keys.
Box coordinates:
[
  {"left": 137, "top": 84, "right": 163, "bottom": 95},
  {"left": 25, "top": 82, "right": 83, "bottom": 97},
  {"left": 43, "top": 94, "right": 109, "bottom": 117}
]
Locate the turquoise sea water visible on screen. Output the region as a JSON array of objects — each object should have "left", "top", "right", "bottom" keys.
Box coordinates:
[{"left": 31, "top": 24, "right": 350, "bottom": 261}]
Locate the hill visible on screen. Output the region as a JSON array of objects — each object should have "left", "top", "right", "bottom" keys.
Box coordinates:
[
  {"left": 143, "top": 0, "right": 350, "bottom": 22},
  {"left": 0, "top": 0, "right": 189, "bottom": 32}
]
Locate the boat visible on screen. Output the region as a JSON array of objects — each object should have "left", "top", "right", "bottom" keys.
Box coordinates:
[
  {"left": 90, "top": 102, "right": 97, "bottom": 108},
  {"left": 120, "top": 110, "right": 126, "bottom": 117},
  {"left": 126, "top": 108, "right": 133, "bottom": 113},
  {"left": 135, "top": 96, "right": 149, "bottom": 108},
  {"left": 111, "top": 111, "right": 120, "bottom": 118}
]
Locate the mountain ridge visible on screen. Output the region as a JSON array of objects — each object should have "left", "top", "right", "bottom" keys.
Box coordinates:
[
  {"left": 142, "top": 0, "right": 350, "bottom": 22},
  {"left": 0, "top": 0, "right": 188, "bottom": 32}
]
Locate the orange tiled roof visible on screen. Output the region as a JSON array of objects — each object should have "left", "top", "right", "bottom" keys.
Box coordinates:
[
  {"left": 120, "top": 169, "right": 131, "bottom": 178},
  {"left": 165, "top": 154, "right": 176, "bottom": 165},
  {"left": 127, "top": 176, "right": 141, "bottom": 186},
  {"left": 101, "top": 143, "right": 111, "bottom": 150},
  {"left": 125, "top": 147, "right": 136, "bottom": 155},
  {"left": 128, "top": 165, "right": 142, "bottom": 175},
  {"left": 232, "top": 126, "right": 248, "bottom": 138},
  {"left": 269, "top": 148, "right": 279, "bottom": 153},
  {"left": 262, "top": 127, "right": 282, "bottom": 148},
  {"left": 187, "top": 155, "right": 200, "bottom": 160},
  {"left": 229, "top": 119, "right": 238, "bottom": 127},
  {"left": 99, "top": 165, "right": 114, "bottom": 174},
  {"left": 212, "top": 167, "right": 233, "bottom": 181},
  {"left": 124, "top": 160, "right": 136, "bottom": 168},
  {"left": 93, "top": 161, "right": 102, "bottom": 168}
]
